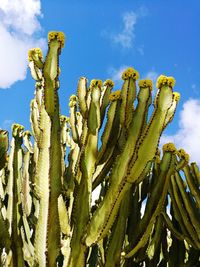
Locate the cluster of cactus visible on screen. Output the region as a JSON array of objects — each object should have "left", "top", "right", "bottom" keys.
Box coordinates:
[{"left": 0, "top": 31, "right": 199, "bottom": 267}]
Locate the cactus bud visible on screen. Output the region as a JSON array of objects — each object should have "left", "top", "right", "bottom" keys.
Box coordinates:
[
  {"left": 90, "top": 79, "right": 103, "bottom": 89},
  {"left": 173, "top": 92, "right": 181, "bottom": 101},
  {"left": 138, "top": 79, "right": 153, "bottom": 90},
  {"left": 162, "top": 143, "right": 177, "bottom": 153},
  {"left": 48, "top": 31, "right": 65, "bottom": 48},
  {"left": 109, "top": 90, "right": 121, "bottom": 101},
  {"left": 156, "top": 75, "right": 176, "bottom": 89},
  {"left": 104, "top": 79, "right": 115, "bottom": 87},
  {"left": 121, "top": 67, "right": 139, "bottom": 80},
  {"left": 177, "top": 148, "right": 190, "bottom": 163}
]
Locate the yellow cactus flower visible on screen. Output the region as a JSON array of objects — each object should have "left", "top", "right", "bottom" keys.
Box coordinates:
[
  {"left": 22, "top": 130, "right": 32, "bottom": 137},
  {"left": 138, "top": 79, "right": 153, "bottom": 90},
  {"left": 48, "top": 31, "right": 65, "bottom": 48},
  {"left": 109, "top": 90, "right": 121, "bottom": 101},
  {"left": 103, "top": 79, "right": 115, "bottom": 87},
  {"left": 60, "top": 115, "right": 69, "bottom": 122},
  {"left": 121, "top": 67, "right": 139, "bottom": 81},
  {"left": 90, "top": 79, "right": 103, "bottom": 89},
  {"left": 178, "top": 149, "right": 190, "bottom": 163},
  {"left": 69, "top": 95, "right": 77, "bottom": 101},
  {"left": 156, "top": 75, "right": 176, "bottom": 89},
  {"left": 12, "top": 124, "right": 24, "bottom": 137},
  {"left": 28, "top": 48, "right": 43, "bottom": 62},
  {"left": 76, "top": 111, "right": 81, "bottom": 117},
  {"left": 162, "top": 143, "right": 177, "bottom": 153},
  {"left": 173, "top": 92, "right": 181, "bottom": 102},
  {"left": 69, "top": 100, "right": 77, "bottom": 108}
]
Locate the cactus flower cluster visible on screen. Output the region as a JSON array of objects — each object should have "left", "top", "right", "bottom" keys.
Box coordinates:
[{"left": 0, "top": 32, "right": 199, "bottom": 267}]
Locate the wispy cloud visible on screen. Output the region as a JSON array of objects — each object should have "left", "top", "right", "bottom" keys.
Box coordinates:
[
  {"left": 0, "top": 0, "right": 45, "bottom": 89},
  {"left": 103, "top": 7, "right": 147, "bottom": 49},
  {"left": 111, "top": 12, "right": 137, "bottom": 49},
  {"left": 160, "top": 98, "right": 200, "bottom": 165}
]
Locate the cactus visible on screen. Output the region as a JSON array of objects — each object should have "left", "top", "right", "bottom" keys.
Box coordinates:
[{"left": 0, "top": 32, "right": 199, "bottom": 267}]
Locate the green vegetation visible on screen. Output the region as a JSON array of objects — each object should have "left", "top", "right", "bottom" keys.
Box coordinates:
[{"left": 0, "top": 32, "right": 199, "bottom": 266}]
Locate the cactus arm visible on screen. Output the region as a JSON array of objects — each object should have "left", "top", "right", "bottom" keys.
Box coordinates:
[
  {"left": 0, "top": 130, "right": 9, "bottom": 170},
  {"left": 48, "top": 111, "right": 63, "bottom": 265},
  {"left": 30, "top": 99, "right": 41, "bottom": 141},
  {"left": 127, "top": 81, "right": 175, "bottom": 183},
  {"left": 174, "top": 171, "right": 200, "bottom": 240},
  {"left": 163, "top": 91, "right": 180, "bottom": 129},
  {"left": 28, "top": 47, "right": 44, "bottom": 70},
  {"left": 87, "top": 80, "right": 101, "bottom": 135},
  {"left": 92, "top": 148, "right": 119, "bottom": 190},
  {"left": 85, "top": 76, "right": 174, "bottom": 246},
  {"left": 69, "top": 81, "right": 103, "bottom": 266},
  {"left": 58, "top": 194, "right": 70, "bottom": 236},
  {"left": 34, "top": 107, "right": 51, "bottom": 266},
  {"left": 100, "top": 80, "right": 114, "bottom": 127},
  {"left": 167, "top": 183, "right": 198, "bottom": 248},
  {"left": 0, "top": 204, "right": 11, "bottom": 252},
  {"left": 184, "top": 165, "right": 200, "bottom": 209},
  {"left": 96, "top": 92, "right": 121, "bottom": 165},
  {"left": 161, "top": 212, "right": 195, "bottom": 245},
  {"left": 6, "top": 138, "right": 14, "bottom": 237},
  {"left": 69, "top": 96, "right": 80, "bottom": 144},
  {"left": 190, "top": 162, "right": 200, "bottom": 186},
  {"left": 43, "top": 32, "right": 64, "bottom": 117},
  {"left": 10, "top": 124, "right": 25, "bottom": 266},
  {"left": 21, "top": 132, "right": 33, "bottom": 216},
  {"left": 170, "top": 174, "right": 200, "bottom": 248},
  {"left": 32, "top": 32, "right": 65, "bottom": 265},
  {"left": 124, "top": 145, "right": 176, "bottom": 258},
  {"left": 77, "top": 77, "right": 88, "bottom": 118},
  {"left": 120, "top": 68, "right": 138, "bottom": 129},
  {"left": 105, "top": 191, "right": 131, "bottom": 267},
  {"left": 146, "top": 216, "right": 163, "bottom": 261}
]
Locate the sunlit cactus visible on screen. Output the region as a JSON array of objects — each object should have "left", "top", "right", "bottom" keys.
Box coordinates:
[{"left": 0, "top": 32, "right": 199, "bottom": 267}]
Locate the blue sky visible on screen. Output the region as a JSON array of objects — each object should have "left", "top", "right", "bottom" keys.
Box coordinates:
[{"left": 0, "top": 0, "right": 200, "bottom": 163}]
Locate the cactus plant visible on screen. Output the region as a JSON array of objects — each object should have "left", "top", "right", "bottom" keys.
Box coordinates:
[{"left": 0, "top": 31, "right": 199, "bottom": 267}]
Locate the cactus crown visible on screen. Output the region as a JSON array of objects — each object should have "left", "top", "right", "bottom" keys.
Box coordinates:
[
  {"left": 23, "top": 130, "right": 32, "bottom": 137},
  {"left": 121, "top": 67, "right": 139, "bottom": 80},
  {"left": 90, "top": 79, "right": 103, "bottom": 89},
  {"left": 104, "top": 79, "right": 115, "bottom": 87},
  {"left": 60, "top": 115, "right": 70, "bottom": 122},
  {"left": 12, "top": 124, "right": 24, "bottom": 137},
  {"left": 109, "top": 90, "right": 121, "bottom": 101},
  {"left": 162, "top": 143, "right": 177, "bottom": 153},
  {"left": 156, "top": 75, "right": 176, "bottom": 89},
  {"left": 138, "top": 79, "right": 153, "bottom": 90},
  {"left": 178, "top": 148, "right": 190, "bottom": 162},
  {"left": 28, "top": 48, "right": 43, "bottom": 62},
  {"left": 48, "top": 31, "right": 65, "bottom": 48},
  {"left": 173, "top": 92, "right": 181, "bottom": 101},
  {"left": 70, "top": 95, "right": 78, "bottom": 102}
]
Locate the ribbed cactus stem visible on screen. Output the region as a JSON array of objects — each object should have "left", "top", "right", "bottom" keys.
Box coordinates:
[{"left": 10, "top": 124, "right": 25, "bottom": 266}]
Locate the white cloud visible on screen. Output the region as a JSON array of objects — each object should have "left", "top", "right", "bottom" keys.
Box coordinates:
[
  {"left": 0, "top": 0, "right": 45, "bottom": 89},
  {"left": 111, "top": 12, "right": 137, "bottom": 49},
  {"left": 160, "top": 98, "right": 200, "bottom": 165}
]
